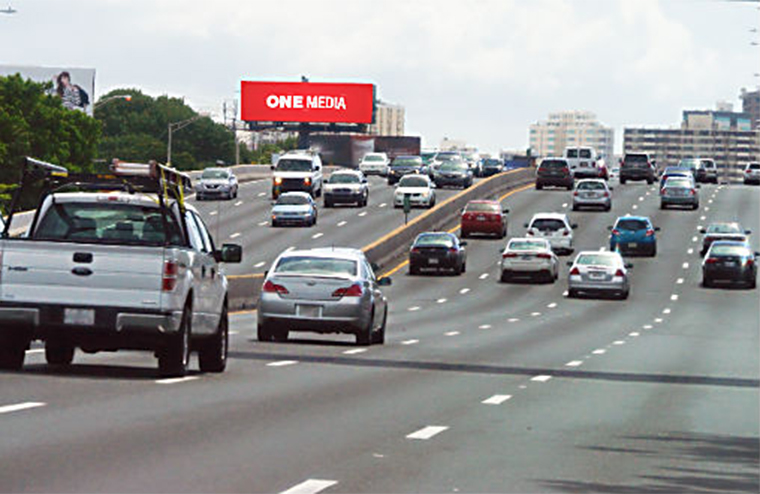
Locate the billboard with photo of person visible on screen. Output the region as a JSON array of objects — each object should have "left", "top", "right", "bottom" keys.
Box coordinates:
[{"left": 0, "top": 65, "right": 96, "bottom": 115}]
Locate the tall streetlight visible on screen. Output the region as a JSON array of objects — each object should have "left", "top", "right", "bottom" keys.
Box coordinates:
[
  {"left": 93, "top": 94, "right": 132, "bottom": 110},
  {"left": 167, "top": 114, "right": 207, "bottom": 166}
]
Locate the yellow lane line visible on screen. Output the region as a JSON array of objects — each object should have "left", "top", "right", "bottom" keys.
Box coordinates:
[{"left": 378, "top": 182, "right": 534, "bottom": 278}]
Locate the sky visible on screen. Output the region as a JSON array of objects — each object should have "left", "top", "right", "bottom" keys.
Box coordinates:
[{"left": 1, "top": 0, "right": 759, "bottom": 154}]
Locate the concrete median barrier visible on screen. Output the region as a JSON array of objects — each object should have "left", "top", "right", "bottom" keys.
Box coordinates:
[{"left": 226, "top": 167, "right": 535, "bottom": 311}]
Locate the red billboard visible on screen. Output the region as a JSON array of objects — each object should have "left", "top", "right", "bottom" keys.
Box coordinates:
[{"left": 241, "top": 81, "right": 374, "bottom": 124}]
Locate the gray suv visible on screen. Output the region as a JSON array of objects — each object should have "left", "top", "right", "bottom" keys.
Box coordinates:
[
  {"left": 257, "top": 248, "right": 391, "bottom": 345},
  {"left": 620, "top": 153, "right": 655, "bottom": 184}
]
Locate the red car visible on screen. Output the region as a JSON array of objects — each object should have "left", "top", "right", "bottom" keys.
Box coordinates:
[{"left": 460, "top": 200, "right": 509, "bottom": 238}]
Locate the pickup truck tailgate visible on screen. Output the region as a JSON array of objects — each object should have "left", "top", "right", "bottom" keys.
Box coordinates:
[{"left": 1, "top": 241, "right": 165, "bottom": 309}]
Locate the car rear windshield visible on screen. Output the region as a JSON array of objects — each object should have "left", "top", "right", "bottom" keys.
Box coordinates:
[
  {"left": 577, "top": 181, "right": 606, "bottom": 190},
  {"left": 362, "top": 154, "right": 384, "bottom": 162},
  {"left": 34, "top": 202, "right": 182, "bottom": 245},
  {"left": 275, "top": 256, "right": 358, "bottom": 277},
  {"left": 509, "top": 240, "right": 549, "bottom": 251},
  {"left": 201, "top": 169, "right": 229, "bottom": 179},
  {"left": 665, "top": 178, "right": 692, "bottom": 188},
  {"left": 465, "top": 203, "right": 500, "bottom": 212},
  {"left": 436, "top": 153, "right": 459, "bottom": 161},
  {"left": 530, "top": 218, "right": 565, "bottom": 231},
  {"left": 484, "top": 159, "right": 501, "bottom": 166},
  {"left": 415, "top": 234, "right": 454, "bottom": 248},
  {"left": 540, "top": 160, "right": 567, "bottom": 169},
  {"left": 439, "top": 163, "right": 468, "bottom": 172},
  {"left": 399, "top": 176, "right": 429, "bottom": 187},
  {"left": 576, "top": 254, "right": 617, "bottom": 267},
  {"left": 392, "top": 158, "right": 421, "bottom": 167},
  {"left": 709, "top": 245, "right": 751, "bottom": 257},
  {"left": 329, "top": 174, "right": 360, "bottom": 184},
  {"left": 707, "top": 223, "right": 742, "bottom": 234},
  {"left": 616, "top": 219, "right": 649, "bottom": 231},
  {"left": 624, "top": 154, "right": 648, "bottom": 163},
  {"left": 276, "top": 159, "right": 312, "bottom": 172},
  {"left": 579, "top": 149, "right": 592, "bottom": 158},
  {"left": 276, "top": 195, "right": 310, "bottom": 205}
]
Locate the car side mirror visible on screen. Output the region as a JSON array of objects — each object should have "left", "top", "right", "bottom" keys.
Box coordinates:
[
  {"left": 523, "top": 223, "right": 529, "bottom": 228},
  {"left": 625, "top": 263, "right": 633, "bottom": 269},
  {"left": 755, "top": 252, "right": 760, "bottom": 257},
  {"left": 699, "top": 228, "right": 706, "bottom": 234},
  {"left": 370, "top": 262, "right": 380, "bottom": 272},
  {"left": 270, "top": 164, "right": 275, "bottom": 170},
  {"left": 566, "top": 261, "right": 573, "bottom": 267},
  {"left": 460, "top": 241, "right": 468, "bottom": 246},
  {"left": 608, "top": 187, "right": 614, "bottom": 191},
  {"left": 607, "top": 225, "right": 613, "bottom": 231},
  {"left": 502, "top": 208, "right": 510, "bottom": 214},
  {"left": 378, "top": 277, "right": 392, "bottom": 286},
  {"left": 571, "top": 224, "right": 579, "bottom": 229},
  {"left": 745, "top": 230, "right": 752, "bottom": 234},
  {"left": 655, "top": 227, "right": 661, "bottom": 232},
  {"left": 696, "top": 184, "right": 701, "bottom": 189},
  {"left": 216, "top": 243, "right": 242, "bottom": 263}
]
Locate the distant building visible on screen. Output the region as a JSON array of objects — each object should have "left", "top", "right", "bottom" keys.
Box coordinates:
[
  {"left": 439, "top": 137, "right": 469, "bottom": 151},
  {"left": 529, "top": 111, "right": 614, "bottom": 161},
  {"left": 368, "top": 101, "right": 405, "bottom": 136},
  {"left": 624, "top": 104, "right": 760, "bottom": 178},
  {"left": 740, "top": 88, "right": 760, "bottom": 129}
]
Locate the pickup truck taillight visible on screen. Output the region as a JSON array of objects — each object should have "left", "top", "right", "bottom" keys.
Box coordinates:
[{"left": 162, "top": 260, "right": 178, "bottom": 291}]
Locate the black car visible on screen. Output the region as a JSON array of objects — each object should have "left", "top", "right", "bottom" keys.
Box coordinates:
[
  {"left": 409, "top": 232, "right": 467, "bottom": 275},
  {"left": 620, "top": 153, "right": 655, "bottom": 184},
  {"left": 536, "top": 158, "right": 574, "bottom": 190},
  {"left": 434, "top": 162, "right": 473, "bottom": 189},
  {"left": 702, "top": 241, "right": 758, "bottom": 289},
  {"left": 481, "top": 158, "right": 504, "bottom": 177},
  {"left": 387, "top": 156, "right": 424, "bottom": 185}
]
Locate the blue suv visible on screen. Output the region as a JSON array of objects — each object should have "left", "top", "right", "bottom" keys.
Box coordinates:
[{"left": 609, "top": 216, "right": 660, "bottom": 257}]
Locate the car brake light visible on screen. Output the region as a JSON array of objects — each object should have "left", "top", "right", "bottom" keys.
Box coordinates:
[
  {"left": 747, "top": 259, "right": 755, "bottom": 266},
  {"left": 332, "top": 283, "right": 363, "bottom": 297},
  {"left": 562, "top": 167, "right": 570, "bottom": 174},
  {"left": 614, "top": 269, "right": 625, "bottom": 277},
  {"left": 411, "top": 248, "right": 421, "bottom": 254},
  {"left": 536, "top": 253, "right": 551, "bottom": 259},
  {"left": 603, "top": 191, "right": 609, "bottom": 198},
  {"left": 705, "top": 258, "right": 718, "bottom": 264},
  {"left": 570, "top": 267, "right": 580, "bottom": 276},
  {"left": 448, "top": 247, "right": 458, "bottom": 254},
  {"left": 562, "top": 229, "right": 570, "bottom": 236},
  {"left": 689, "top": 188, "right": 696, "bottom": 196},
  {"left": 746, "top": 169, "right": 752, "bottom": 173},
  {"left": 573, "top": 191, "right": 579, "bottom": 196},
  {"left": 611, "top": 229, "right": 620, "bottom": 236},
  {"left": 502, "top": 252, "right": 517, "bottom": 258},
  {"left": 262, "top": 280, "right": 289, "bottom": 295},
  {"left": 526, "top": 230, "right": 534, "bottom": 236},
  {"left": 162, "top": 260, "right": 178, "bottom": 291},
  {"left": 645, "top": 229, "right": 655, "bottom": 237}
]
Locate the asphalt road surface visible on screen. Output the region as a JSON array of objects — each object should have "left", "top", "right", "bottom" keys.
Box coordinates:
[{"left": 1, "top": 178, "right": 758, "bottom": 493}]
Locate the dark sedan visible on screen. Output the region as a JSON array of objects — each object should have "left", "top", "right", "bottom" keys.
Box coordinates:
[
  {"left": 433, "top": 162, "right": 473, "bottom": 189},
  {"left": 481, "top": 158, "right": 504, "bottom": 177},
  {"left": 387, "top": 156, "right": 425, "bottom": 185},
  {"left": 409, "top": 232, "right": 467, "bottom": 275},
  {"left": 702, "top": 241, "right": 757, "bottom": 289}
]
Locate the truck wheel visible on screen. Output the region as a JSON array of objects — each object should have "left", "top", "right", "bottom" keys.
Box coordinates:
[
  {"left": 158, "top": 305, "right": 191, "bottom": 377},
  {"left": 0, "top": 333, "right": 26, "bottom": 370},
  {"left": 198, "top": 305, "right": 228, "bottom": 373},
  {"left": 45, "top": 339, "right": 75, "bottom": 366}
]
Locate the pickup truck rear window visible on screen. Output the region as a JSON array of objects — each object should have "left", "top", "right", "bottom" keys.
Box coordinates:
[{"left": 34, "top": 203, "right": 182, "bottom": 246}]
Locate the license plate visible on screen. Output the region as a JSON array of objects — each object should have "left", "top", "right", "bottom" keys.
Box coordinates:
[
  {"left": 477, "top": 216, "right": 486, "bottom": 221},
  {"left": 428, "top": 258, "right": 439, "bottom": 265},
  {"left": 628, "top": 242, "right": 638, "bottom": 248},
  {"left": 724, "top": 261, "right": 737, "bottom": 267},
  {"left": 589, "top": 272, "right": 605, "bottom": 280},
  {"left": 521, "top": 255, "right": 533, "bottom": 260},
  {"left": 297, "top": 304, "right": 321, "bottom": 318},
  {"left": 64, "top": 308, "right": 95, "bottom": 326}
]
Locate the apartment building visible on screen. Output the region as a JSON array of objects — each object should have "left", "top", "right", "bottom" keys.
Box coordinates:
[
  {"left": 529, "top": 110, "right": 614, "bottom": 160},
  {"left": 367, "top": 101, "right": 405, "bottom": 136}
]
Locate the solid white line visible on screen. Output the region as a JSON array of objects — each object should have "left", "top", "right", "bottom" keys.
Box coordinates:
[
  {"left": 343, "top": 348, "right": 367, "bottom": 355},
  {"left": 479, "top": 273, "right": 489, "bottom": 280},
  {"left": 0, "top": 402, "right": 46, "bottom": 414},
  {"left": 670, "top": 294, "right": 679, "bottom": 301},
  {"left": 676, "top": 278, "right": 684, "bottom": 284},
  {"left": 234, "top": 200, "right": 243, "bottom": 206},
  {"left": 629, "top": 332, "right": 640, "bottom": 337},
  {"left": 408, "top": 306, "right": 420, "bottom": 312},
  {"left": 613, "top": 340, "right": 626, "bottom": 345},
  {"left": 459, "top": 288, "right": 471, "bottom": 295},
  {"left": 547, "top": 302, "right": 558, "bottom": 308},
  {"left": 401, "top": 339, "right": 419, "bottom": 345},
  {"left": 379, "top": 203, "right": 387, "bottom": 208},
  {"left": 209, "top": 210, "right": 218, "bottom": 216},
  {"left": 25, "top": 348, "right": 44, "bottom": 355},
  {"left": 479, "top": 324, "right": 492, "bottom": 329},
  {"left": 592, "top": 349, "right": 606, "bottom": 355},
  {"left": 230, "top": 232, "right": 241, "bottom": 239},
  {"left": 267, "top": 360, "right": 298, "bottom": 367},
  {"left": 280, "top": 479, "right": 338, "bottom": 494},
  {"left": 445, "top": 331, "right": 460, "bottom": 336},
  {"left": 682, "top": 262, "right": 689, "bottom": 269},
  {"left": 407, "top": 425, "right": 449, "bottom": 440},
  {"left": 155, "top": 376, "right": 200, "bottom": 384},
  {"left": 259, "top": 221, "right": 269, "bottom": 226},
  {"left": 663, "top": 308, "right": 672, "bottom": 314},
  {"left": 508, "top": 318, "right": 520, "bottom": 323},
  {"left": 437, "top": 298, "right": 447, "bottom": 304},
  {"left": 337, "top": 221, "right": 347, "bottom": 227},
  {"left": 565, "top": 360, "right": 583, "bottom": 367},
  {"left": 482, "top": 394, "right": 512, "bottom": 405},
  {"left": 531, "top": 375, "right": 552, "bottom": 382},
  {"left": 254, "top": 261, "right": 266, "bottom": 268},
  {"left": 358, "top": 211, "right": 368, "bottom": 217},
  {"left": 312, "top": 233, "right": 324, "bottom": 239}
]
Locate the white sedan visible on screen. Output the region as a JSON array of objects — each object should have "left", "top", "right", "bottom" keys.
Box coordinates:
[
  {"left": 500, "top": 238, "right": 559, "bottom": 283},
  {"left": 394, "top": 175, "right": 436, "bottom": 209}
]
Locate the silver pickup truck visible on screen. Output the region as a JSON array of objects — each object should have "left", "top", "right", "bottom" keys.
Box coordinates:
[{"left": 0, "top": 159, "right": 241, "bottom": 377}]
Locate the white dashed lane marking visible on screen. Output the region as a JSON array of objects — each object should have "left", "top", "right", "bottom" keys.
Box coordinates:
[
  {"left": 531, "top": 312, "right": 541, "bottom": 317},
  {"left": 280, "top": 479, "right": 338, "bottom": 494},
  {"left": 0, "top": 402, "right": 46, "bottom": 414},
  {"left": 267, "top": 361, "right": 298, "bottom": 367},
  {"left": 406, "top": 426, "right": 449, "bottom": 440},
  {"left": 565, "top": 360, "right": 583, "bottom": 367},
  {"left": 632, "top": 205, "right": 639, "bottom": 210},
  {"left": 337, "top": 221, "right": 347, "bottom": 227},
  {"left": 230, "top": 232, "right": 241, "bottom": 239},
  {"left": 508, "top": 318, "right": 519, "bottom": 323},
  {"left": 343, "top": 348, "right": 367, "bottom": 355},
  {"left": 479, "top": 273, "right": 489, "bottom": 280},
  {"left": 629, "top": 332, "right": 640, "bottom": 337},
  {"left": 445, "top": 331, "right": 460, "bottom": 336},
  {"left": 682, "top": 262, "right": 689, "bottom": 269},
  {"left": 257, "top": 192, "right": 266, "bottom": 197},
  {"left": 663, "top": 308, "right": 672, "bottom": 314},
  {"left": 592, "top": 349, "right": 606, "bottom": 355},
  {"left": 671, "top": 294, "right": 679, "bottom": 301},
  {"left": 688, "top": 248, "right": 694, "bottom": 255},
  {"left": 408, "top": 306, "right": 420, "bottom": 312},
  {"left": 655, "top": 318, "right": 663, "bottom": 323},
  {"left": 156, "top": 376, "right": 200, "bottom": 384},
  {"left": 692, "top": 236, "right": 698, "bottom": 242},
  {"left": 437, "top": 298, "right": 447, "bottom": 304},
  {"left": 259, "top": 221, "right": 269, "bottom": 226},
  {"left": 531, "top": 375, "right": 552, "bottom": 382},
  {"left": 547, "top": 303, "right": 557, "bottom": 308},
  {"left": 379, "top": 203, "right": 387, "bottom": 208},
  {"left": 358, "top": 211, "right": 368, "bottom": 217},
  {"left": 209, "top": 211, "right": 218, "bottom": 216},
  {"left": 677, "top": 278, "right": 684, "bottom": 284},
  {"left": 234, "top": 200, "right": 243, "bottom": 206},
  {"left": 479, "top": 324, "right": 492, "bottom": 329},
  {"left": 482, "top": 394, "right": 512, "bottom": 405},
  {"left": 562, "top": 203, "right": 568, "bottom": 208},
  {"left": 401, "top": 339, "right": 419, "bottom": 345},
  {"left": 312, "top": 233, "right": 324, "bottom": 239},
  {"left": 460, "top": 288, "right": 471, "bottom": 294},
  {"left": 643, "top": 324, "right": 653, "bottom": 330},
  {"left": 254, "top": 261, "right": 266, "bottom": 268},
  {"left": 613, "top": 340, "right": 626, "bottom": 345}
]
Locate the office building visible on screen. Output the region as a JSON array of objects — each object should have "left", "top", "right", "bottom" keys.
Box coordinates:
[
  {"left": 368, "top": 101, "right": 405, "bottom": 136},
  {"left": 740, "top": 88, "right": 760, "bottom": 129},
  {"left": 529, "top": 111, "right": 614, "bottom": 160}
]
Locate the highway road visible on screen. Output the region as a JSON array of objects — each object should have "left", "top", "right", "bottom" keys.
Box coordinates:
[{"left": 1, "top": 177, "right": 758, "bottom": 493}]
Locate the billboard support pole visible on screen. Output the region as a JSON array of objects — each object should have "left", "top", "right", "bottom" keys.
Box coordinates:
[{"left": 298, "top": 122, "right": 311, "bottom": 149}]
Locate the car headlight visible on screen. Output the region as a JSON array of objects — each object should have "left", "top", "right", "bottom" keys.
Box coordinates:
[{"left": 274, "top": 177, "right": 283, "bottom": 185}]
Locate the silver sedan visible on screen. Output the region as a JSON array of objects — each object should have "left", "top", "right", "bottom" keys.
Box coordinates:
[
  {"left": 567, "top": 251, "right": 632, "bottom": 299},
  {"left": 572, "top": 179, "right": 612, "bottom": 211},
  {"left": 257, "top": 248, "right": 391, "bottom": 345}
]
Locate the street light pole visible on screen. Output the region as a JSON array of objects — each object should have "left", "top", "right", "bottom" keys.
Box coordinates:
[
  {"left": 167, "top": 114, "right": 206, "bottom": 166},
  {"left": 93, "top": 94, "right": 132, "bottom": 110}
]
